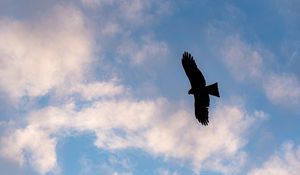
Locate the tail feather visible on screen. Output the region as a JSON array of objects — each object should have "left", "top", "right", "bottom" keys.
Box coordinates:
[{"left": 206, "top": 83, "right": 220, "bottom": 97}]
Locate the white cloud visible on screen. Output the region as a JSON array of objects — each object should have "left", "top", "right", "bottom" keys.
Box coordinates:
[
  {"left": 67, "top": 80, "right": 127, "bottom": 100},
  {"left": 118, "top": 35, "right": 169, "bottom": 65},
  {"left": 263, "top": 73, "right": 300, "bottom": 108},
  {"left": 0, "top": 5, "right": 92, "bottom": 100},
  {"left": 219, "top": 35, "right": 300, "bottom": 110},
  {"left": 81, "top": 0, "right": 171, "bottom": 26},
  {"left": 117, "top": 0, "right": 171, "bottom": 25},
  {"left": 0, "top": 2, "right": 268, "bottom": 175},
  {"left": 81, "top": 0, "right": 114, "bottom": 7},
  {"left": 220, "top": 35, "right": 263, "bottom": 82},
  {"left": 1, "top": 97, "right": 264, "bottom": 174},
  {"left": 157, "top": 168, "right": 179, "bottom": 175},
  {"left": 0, "top": 1, "right": 163, "bottom": 103},
  {"left": 118, "top": 0, "right": 145, "bottom": 22},
  {"left": 248, "top": 142, "right": 300, "bottom": 175},
  {"left": 100, "top": 21, "right": 121, "bottom": 36},
  {"left": 80, "top": 0, "right": 171, "bottom": 71},
  {"left": 0, "top": 126, "right": 57, "bottom": 174}
]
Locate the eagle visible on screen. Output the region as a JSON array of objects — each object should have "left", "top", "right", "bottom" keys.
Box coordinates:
[{"left": 182, "top": 51, "right": 220, "bottom": 125}]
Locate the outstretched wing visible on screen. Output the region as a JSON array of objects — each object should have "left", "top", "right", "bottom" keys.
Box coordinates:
[
  {"left": 182, "top": 52, "right": 206, "bottom": 89},
  {"left": 194, "top": 93, "right": 210, "bottom": 125}
]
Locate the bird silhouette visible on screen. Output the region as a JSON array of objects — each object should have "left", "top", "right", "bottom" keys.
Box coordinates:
[{"left": 182, "top": 51, "right": 220, "bottom": 125}]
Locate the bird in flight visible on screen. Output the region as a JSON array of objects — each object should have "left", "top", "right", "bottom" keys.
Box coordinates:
[{"left": 182, "top": 51, "right": 220, "bottom": 125}]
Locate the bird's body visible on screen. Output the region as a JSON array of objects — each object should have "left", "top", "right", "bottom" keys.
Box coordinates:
[{"left": 182, "top": 52, "right": 220, "bottom": 125}]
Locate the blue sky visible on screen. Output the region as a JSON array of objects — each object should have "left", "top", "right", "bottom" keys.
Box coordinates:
[{"left": 0, "top": 0, "right": 300, "bottom": 175}]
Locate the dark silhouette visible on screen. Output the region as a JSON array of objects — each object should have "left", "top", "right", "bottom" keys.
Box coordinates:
[{"left": 182, "top": 52, "right": 220, "bottom": 125}]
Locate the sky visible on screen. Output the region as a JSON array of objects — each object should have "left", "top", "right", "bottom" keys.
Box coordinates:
[{"left": 0, "top": 0, "right": 300, "bottom": 175}]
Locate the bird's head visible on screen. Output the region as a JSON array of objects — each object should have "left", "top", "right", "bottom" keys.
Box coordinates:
[{"left": 188, "top": 89, "right": 194, "bottom": 95}]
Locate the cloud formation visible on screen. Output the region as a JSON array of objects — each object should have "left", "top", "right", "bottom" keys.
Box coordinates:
[
  {"left": 248, "top": 142, "right": 300, "bottom": 175},
  {"left": 220, "top": 35, "right": 263, "bottom": 82},
  {"left": 0, "top": 5, "right": 92, "bottom": 100},
  {"left": 263, "top": 73, "right": 300, "bottom": 108},
  {"left": 1, "top": 96, "right": 264, "bottom": 174},
  {"left": 67, "top": 80, "right": 127, "bottom": 101},
  {"left": 0, "top": 1, "right": 276, "bottom": 175},
  {"left": 1, "top": 125, "right": 57, "bottom": 174},
  {"left": 118, "top": 36, "right": 169, "bottom": 65},
  {"left": 219, "top": 35, "right": 300, "bottom": 110},
  {"left": 81, "top": 0, "right": 171, "bottom": 25}
]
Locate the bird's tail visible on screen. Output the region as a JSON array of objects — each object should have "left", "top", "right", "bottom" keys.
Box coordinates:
[{"left": 206, "top": 83, "right": 220, "bottom": 97}]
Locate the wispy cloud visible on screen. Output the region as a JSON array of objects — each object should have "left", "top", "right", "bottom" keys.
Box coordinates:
[
  {"left": 219, "top": 35, "right": 300, "bottom": 110},
  {"left": 263, "top": 73, "right": 300, "bottom": 108},
  {"left": 117, "top": 35, "right": 169, "bottom": 66},
  {"left": 275, "top": 0, "right": 300, "bottom": 27},
  {"left": 67, "top": 80, "right": 127, "bottom": 101},
  {"left": 220, "top": 35, "right": 263, "bottom": 82},
  {"left": 157, "top": 168, "right": 179, "bottom": 175},
  {"left": 81, "top": 0, "right": 171, "bottom": 72},
  {"left": 81, "top": 0, "right": 114, "bottom": 8},
  {"left": 81, "top": 0, "right": 171, "bottom": 25},
  {"left": 248, "top": 142, "right": 300, "bottom": 175}
]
